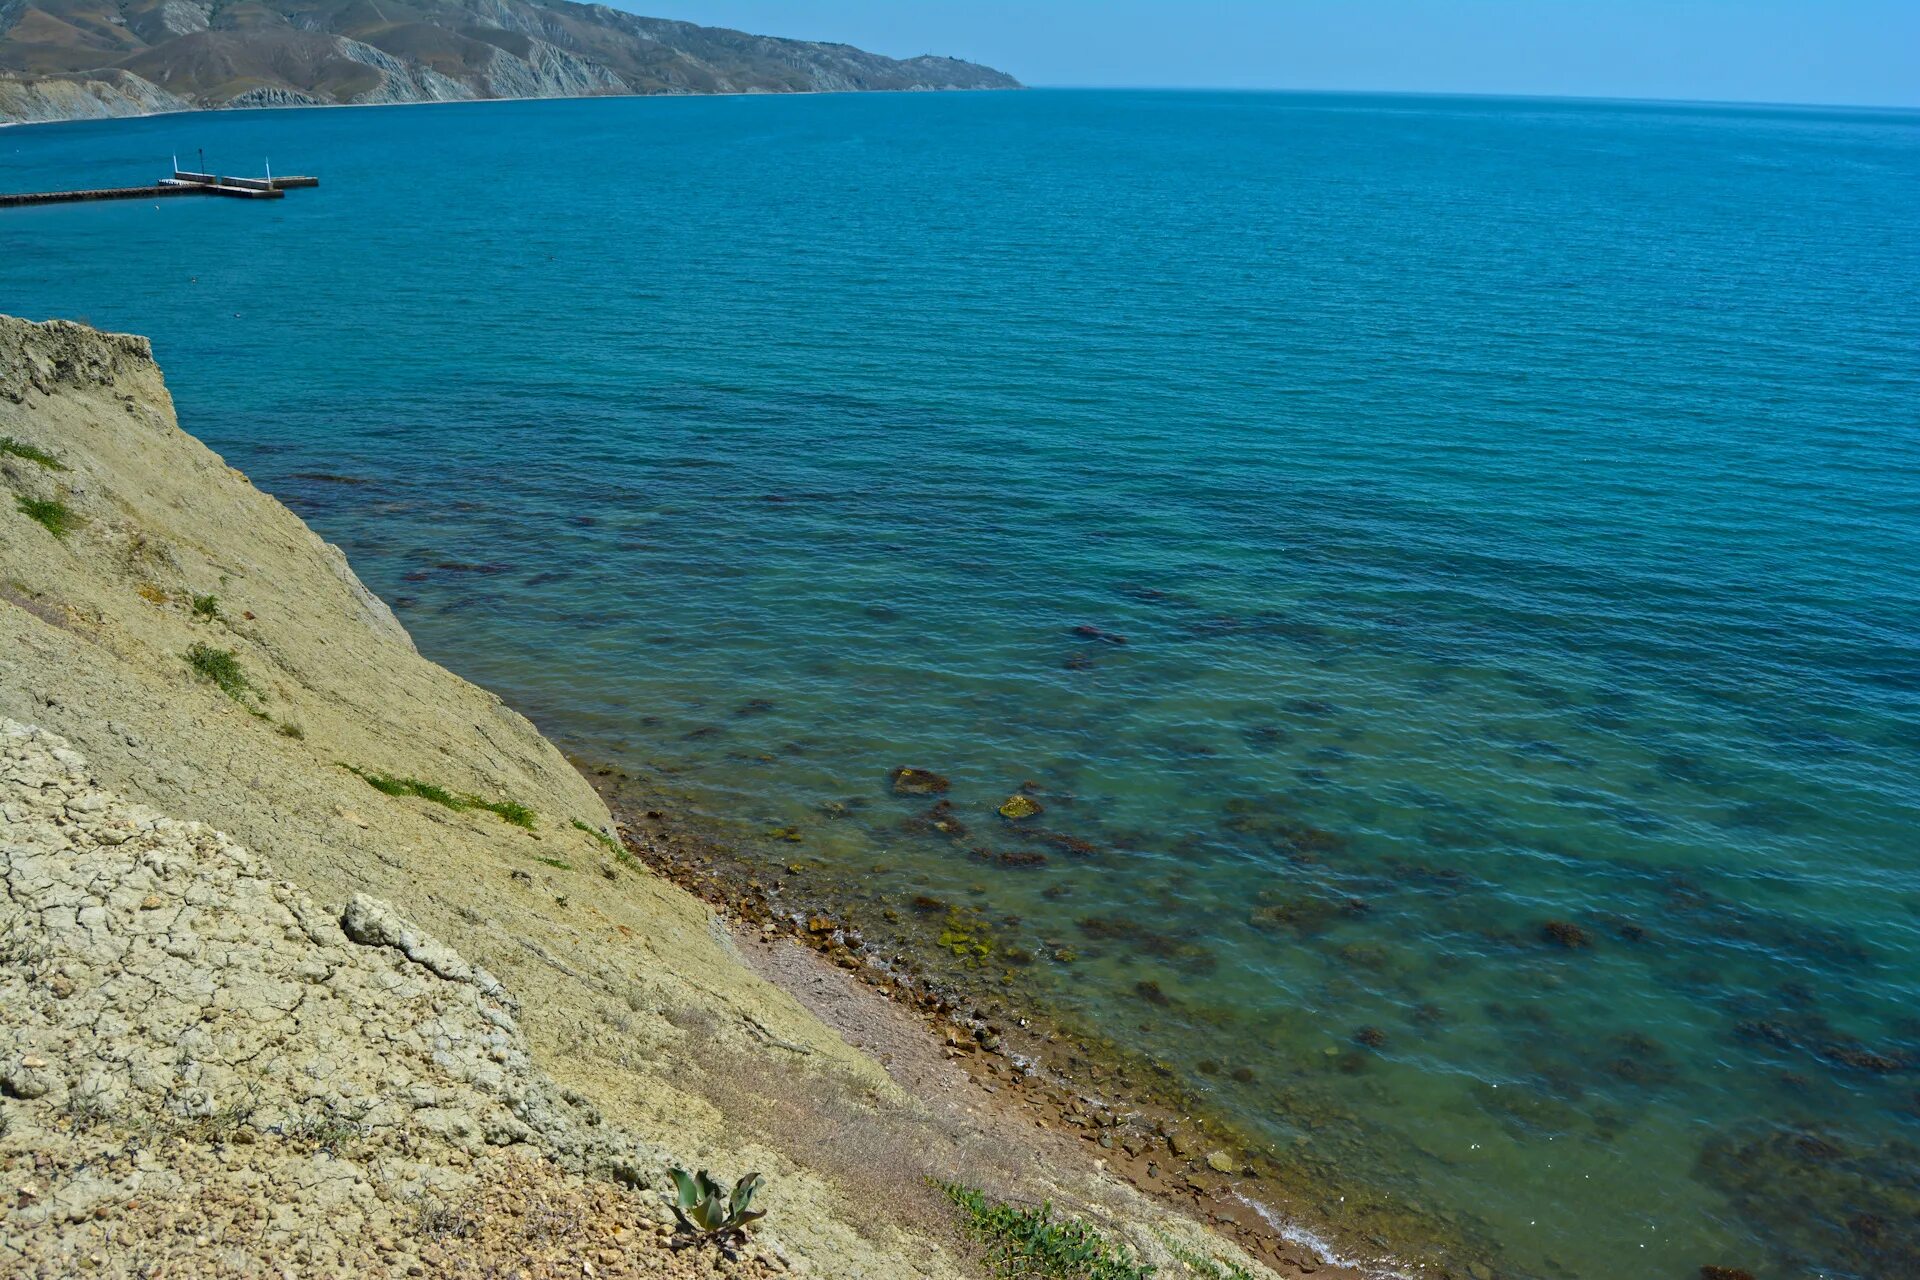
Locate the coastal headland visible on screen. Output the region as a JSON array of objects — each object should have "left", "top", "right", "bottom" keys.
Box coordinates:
[
  {"left": 0, "top": 2, "right": 1018, "bottom": 126},
  {"left": 0, "top": 313, "right": 1360, "bottom": 1278}
]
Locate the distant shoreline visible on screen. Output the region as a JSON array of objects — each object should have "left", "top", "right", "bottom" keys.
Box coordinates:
[{"left": 0, "top": 83, "right": 1024, "bottom": 133}]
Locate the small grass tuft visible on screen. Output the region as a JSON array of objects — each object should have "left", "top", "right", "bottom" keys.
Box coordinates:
[
  {"left": 941, "top": 1182, "right": 1154, "bottom": 1280},
  {"left": 278, "top": 721, "right": 305, "bottom": 740},
  {"left": 281, "top": 1105, "right": 368, "bottom": 1155},
  {"left": 0, "top": 436, "right": 65, "bottom": 470},
  {"left": 186, "top": 642, "right": 252, "bottom": 701},
  {"left": 473, "top": 797, "right": 537, "bottom": 829},
  {"left": 535, "top": 856, "right": 573, "bottom": 871},
  {"left": 572, "top": 818, "right": 625, "bottom": 855},
  {"left": 343, "top": 766, "right": 468, "bottom": 810},
  {"left": 15, "top": 496, "right": 80, "bottom": 539},
  {"left": 413, "top": 1193, "right": 480, "bottom": 1243},
  {"left": 191, "top": 593, "right": 220, "bottom": 620},
  {"left": 341, "top": 765, "right": 535, "bottom": 828},
  {"left": 59, "top": 1087, "right": 117, "bottom": 1136}
]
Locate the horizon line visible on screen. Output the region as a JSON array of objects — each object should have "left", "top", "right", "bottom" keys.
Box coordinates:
[{"left": 1004, "top": 83, "right": 1920, "bottom": 114}]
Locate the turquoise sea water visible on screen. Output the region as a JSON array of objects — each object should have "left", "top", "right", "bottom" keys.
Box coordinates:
[{"left": 4, "top": 90, "right": 1918, "bottom": 1279}]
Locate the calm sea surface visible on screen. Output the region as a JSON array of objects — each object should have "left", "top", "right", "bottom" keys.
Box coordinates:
[{"left": 4, "top": 89, "right": 1918, "bottom": 1279}]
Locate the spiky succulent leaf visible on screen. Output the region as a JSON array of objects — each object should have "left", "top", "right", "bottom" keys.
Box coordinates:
[
  {"left": 730, "top": 1172, "right": 765, "bottom": 1218},
  {"left": 665, "top": 1165, "right": 769, "bottom": 1238}
]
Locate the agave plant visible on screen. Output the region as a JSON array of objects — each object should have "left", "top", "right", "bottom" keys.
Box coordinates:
[{"left": 668, "top": 1167, "right": 767, "bottom": 1248}]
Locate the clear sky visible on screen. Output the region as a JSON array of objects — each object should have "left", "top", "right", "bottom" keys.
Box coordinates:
[{"left": 639, "top": 1, "right": 1920, "bottom": 108}]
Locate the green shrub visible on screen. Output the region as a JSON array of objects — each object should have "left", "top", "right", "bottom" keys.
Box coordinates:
[
  {"left": 192, "top": 593, "right": 220, "bottom": 620},
  {"left": 278, "top": 722, "right": 305, "bottom": 740},
  {"left": 15, "top": 496, "right": 79, "bottom": 539},
  {"left": 186, "top": 643, "right": 252, "bottom": 701},
  {"left": 941, "top": 1182, "right": 1154, "bottom": 1280},
  {"left": 0, "top": 437, "right": 64, "bottom": 470}
]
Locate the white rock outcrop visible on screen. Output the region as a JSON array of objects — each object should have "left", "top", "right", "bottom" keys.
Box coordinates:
[{"left": 0, "top": 718, "right": 665, "bottom": 1274}]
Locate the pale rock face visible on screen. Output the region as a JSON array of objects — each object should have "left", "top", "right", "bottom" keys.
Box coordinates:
[
  {"left": 144, "top": 0, "right": 212, "bottom": 39},
  {"left": 0, "top": 719, "right": 659, "bottom": 1270},
  {"left": 480, "top": 40, "right": 628, "bottom": 99},
  {"left": 0, "top": 71, "right": 189, "bottom": 125},
  {"left": 333, "top": 35, "right": 480, "bottom": 103}
]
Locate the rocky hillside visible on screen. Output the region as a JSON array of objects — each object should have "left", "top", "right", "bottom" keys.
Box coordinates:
[
  {"left": 0, "top": 0, "right": 1018, "bottom": 123},
  {"left": 0, "top": 314, "right": 1282, "bottom": 1280}
]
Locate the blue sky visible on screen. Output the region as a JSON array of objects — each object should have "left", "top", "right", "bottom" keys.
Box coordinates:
[{"left": 641, "top": 2, "right": 1920, "bottom": 107}]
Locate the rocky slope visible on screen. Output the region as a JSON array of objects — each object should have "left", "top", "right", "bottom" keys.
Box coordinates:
[
  {"left": 0, "top": 314, "right": 1278, "bottom": 1279},
  {"left": 2, "top": 718, "right": 779, "bottom": 1277},
  {"left": 0, "top": 0, "right": 1018, "bottom": 123}
]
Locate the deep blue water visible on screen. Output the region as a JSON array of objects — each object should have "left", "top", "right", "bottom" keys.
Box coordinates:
[{"left": 4, "top": 90, "right": 1919, "bottom": 1280}]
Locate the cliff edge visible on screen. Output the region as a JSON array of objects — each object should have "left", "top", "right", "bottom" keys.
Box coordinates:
[{"left": 0, "top": 315, "right": 1280, "bottom": 1280}]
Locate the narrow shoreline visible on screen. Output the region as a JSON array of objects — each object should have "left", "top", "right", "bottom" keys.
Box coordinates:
[{"left": 574, "top": 753, "right": 1489, "bottom": 1280}]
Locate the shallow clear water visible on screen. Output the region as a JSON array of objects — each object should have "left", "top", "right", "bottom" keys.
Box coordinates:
[{"left": 5, "top": 90, "right": 1919, "bottom": 1279}]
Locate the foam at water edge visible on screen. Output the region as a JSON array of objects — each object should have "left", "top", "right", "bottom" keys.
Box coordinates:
[{"left": 1231, "top": 1192, "right": 1424, "bottom": 1279}]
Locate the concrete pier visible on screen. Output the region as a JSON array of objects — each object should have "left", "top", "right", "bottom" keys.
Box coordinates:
[{"left": 1, "top": 167, "right": 319, "bottom": 208}]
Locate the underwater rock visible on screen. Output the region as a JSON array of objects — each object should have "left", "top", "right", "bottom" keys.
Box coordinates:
[
  {"left": 998, "top": 793, "right": 1043, "bottom": 820},
  {"left": 1036, "top": 830, "right": 1099, "bottom": 856},
  {"left": 1064, "top": 651, "right": 1095, "bottom": 671},
  {"left": 1817, "top": 1043, "right": 1904, "bottom": 1074},
  {"left": 1699, "top": 1125, "right": 1920, "bottom": 1278},
  {"left": 903, "top": 798, "right": 970, "bottom": 840},
  {"left": 1602, "top": 1032, "right": 1678, "bottom": 1087},
  {"left": 1078, "top": 915, "right": 1217, "bottom": 971},
  {"left": 1134, "top": 979, "right": 1171, "bottom": 1006},
  {"left": 1699, "top": 1268, "right": 1756, "bottom": 1280},
  {"left": 1247, "top": 892, "right": 1364, "bottom": 935},
  {"left": 1070, "top": 624, "right": 1128, "bottom": 645},
  {"left": 1354, "top": 1026, "right": 1388, "bottom": 1049},
  {"left": 910, "top": 895, "right": 946, "bottom": 913},
  {"left": 1541, "top": 920, "right": 1593, "bottom": 949},
  {"left": 889, "top": 766, "right": 951, "bottom": 796}
]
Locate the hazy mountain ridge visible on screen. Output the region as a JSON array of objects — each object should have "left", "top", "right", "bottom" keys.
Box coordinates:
[{"left": 0, "top": 0, "right": 1018, "bottom": 122}]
